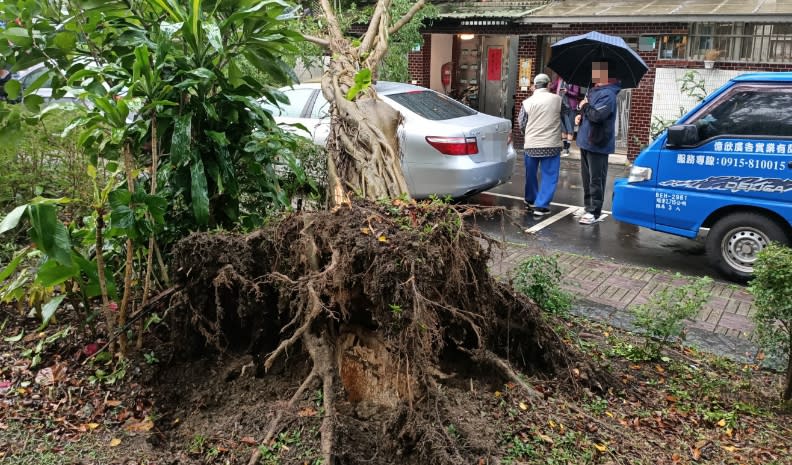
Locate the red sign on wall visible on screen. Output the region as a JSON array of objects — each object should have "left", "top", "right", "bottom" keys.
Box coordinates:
[{"left": 487, "top": 47, "right": 502, "bottom": 81}]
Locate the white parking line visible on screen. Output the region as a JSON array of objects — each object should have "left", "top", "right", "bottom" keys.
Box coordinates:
[
  {"left": 524, "top": 206, "right": 577, "bottom": 234},
  {"left": 479, "top": 191, "right": 612, "bottom": 215}
]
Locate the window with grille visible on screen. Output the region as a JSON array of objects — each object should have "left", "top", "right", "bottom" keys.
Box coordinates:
[{"left": 688, "top": 23, "right": 792, "bottom": 62}]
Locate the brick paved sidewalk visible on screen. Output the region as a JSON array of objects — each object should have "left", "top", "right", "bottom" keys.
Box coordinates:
[{"left": 490, "top": 242, "right": 757, "bottom": 342}]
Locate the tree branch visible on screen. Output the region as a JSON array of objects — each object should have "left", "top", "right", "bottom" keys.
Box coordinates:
[
  {"left": 304, "top": 34, "right": 331, "bottom": 48},
  {"left": 359, "top": 0, "right": 388, "bottom": 55},
  {"left": 389, "top": 0, "right": 426, "bottom": 36},
  {"left": 319, "top": 0, "right": 345, "bottom": 47}
]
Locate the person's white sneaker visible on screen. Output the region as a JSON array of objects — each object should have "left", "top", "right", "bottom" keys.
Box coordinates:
[
  {"left": 572, "top": 208, "right": 586, "bottom": 217},
  {"left": 579, "top": 213, "right": 607, "bottom": 224}
]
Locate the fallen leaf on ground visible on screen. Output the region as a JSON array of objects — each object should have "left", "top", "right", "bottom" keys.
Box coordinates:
[
  {"left": 537, "top": 433, "right": 553, "bottom": 444},
  {"left": 86, "top": 423, "right": 100, "bottom": 430},
  {"left": 124, "top": 418, "right": 154, "bottom": 432},
  {"left": 35, "top": 367, "right": 55, "bottom": 386},
  {"left": 105, "top": 400, "right": 122, "bottom": 407},
  {"left": 594, "top": 443, "right": 607, "bottom": 453},
  {"left": 298, "top": 407, "right": 317, "bottom": 417},
  {"left": 518, "top": 402, "right": 528, "bottom": 411},
  {"left": 717, "top": 419, "right": 727, "bottom": 427},
  {"left": 240, "top": 436, "right": 257, "bottom": 445},
  {"left": 109, "top": 438, "right": 121, "bottom": 447}
]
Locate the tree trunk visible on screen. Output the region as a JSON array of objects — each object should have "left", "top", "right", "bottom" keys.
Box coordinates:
[
  {"left": 94, "top": 214, "right": 114, "bottom": 354},
  {"left": 318, "top": 0, "right": 414, "bottom": 206},
  {"left": 118, "top": 143, "right": 136, "bottom": 356},
  {"left": 139, "top": 114, "right": 159, "bottom": 350},
  {"left": 785, "top": 339, "right": 792, "bottom": 401}
]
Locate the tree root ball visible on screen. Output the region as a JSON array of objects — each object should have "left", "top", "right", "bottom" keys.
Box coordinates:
[{"left": 167, "top": 200, "right": 607, "bottom": 464}]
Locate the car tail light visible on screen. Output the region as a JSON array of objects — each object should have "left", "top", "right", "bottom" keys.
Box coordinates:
[{"left": 425, "top": 136, "right": 479, "bottom": 155}]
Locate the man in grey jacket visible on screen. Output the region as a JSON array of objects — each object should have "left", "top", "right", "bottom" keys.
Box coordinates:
[{"left": 518, "top": 73, "right": 563, "bottom": 217}]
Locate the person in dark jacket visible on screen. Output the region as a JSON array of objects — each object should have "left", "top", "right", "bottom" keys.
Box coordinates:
[{"left": 574, "top": 61, "right": 621, "bottom": 225}]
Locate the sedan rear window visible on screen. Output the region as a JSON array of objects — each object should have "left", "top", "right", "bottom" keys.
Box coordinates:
[{"left": 386, "top": 91, "right": 476, "bottom": 120}]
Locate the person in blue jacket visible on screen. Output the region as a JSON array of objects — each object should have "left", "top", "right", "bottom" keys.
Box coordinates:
[{"left": 574, "top": 61, "right": 621, "bottom": 225}]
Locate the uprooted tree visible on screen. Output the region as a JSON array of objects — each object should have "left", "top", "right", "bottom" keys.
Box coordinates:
[
  {"left": 168, "top": 2, "right": 612, "bottom": 464},
  {"left": 172, "top": 201, "right": 610, "bottom": 465}
]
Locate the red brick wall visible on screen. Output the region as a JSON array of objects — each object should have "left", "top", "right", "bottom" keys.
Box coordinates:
[
  {"left": 415, "top": 21, "right": 792, "bottom": 160},
  {"left": 407, "top": 33, "right": 433, "bottom": 87}
]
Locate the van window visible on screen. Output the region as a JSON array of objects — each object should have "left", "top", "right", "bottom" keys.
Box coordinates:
[{"left": 692, "top": 86, "right": 792, "bottom": 140}]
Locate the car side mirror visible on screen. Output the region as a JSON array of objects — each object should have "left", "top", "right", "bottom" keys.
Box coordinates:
[{"left": 666, "top": 124, "right": 699, "bottom": 147}]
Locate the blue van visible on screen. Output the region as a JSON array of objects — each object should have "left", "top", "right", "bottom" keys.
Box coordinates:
[{"left": 612, "top": 72, "right": 792, "bottom": 281}]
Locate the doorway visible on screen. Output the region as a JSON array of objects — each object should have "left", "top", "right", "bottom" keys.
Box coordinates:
[{"left": 480, "top": 35, "right": 519, "bottom": 118}]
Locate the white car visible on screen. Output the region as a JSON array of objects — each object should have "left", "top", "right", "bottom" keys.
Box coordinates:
[{"left": 263, "top": 81, "right": 516, "bottom": 198}]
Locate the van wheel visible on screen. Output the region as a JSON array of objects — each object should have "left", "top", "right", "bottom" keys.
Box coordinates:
[{"left": 705, "top": 212, "right": 790, "bottom": 282}]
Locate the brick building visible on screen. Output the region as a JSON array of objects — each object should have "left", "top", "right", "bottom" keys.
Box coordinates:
[{"left": 407, "top": 0, "right": 792, "bottom": 159}]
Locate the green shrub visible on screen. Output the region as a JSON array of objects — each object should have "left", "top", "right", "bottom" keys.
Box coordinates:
[
  {"left": 630, "top": 274, "right": 712, "bottom": 360},
  {"left": 513, "top": 255, "right": 573, "bottom": 314},
  {"left": 0, "top": 110, "right": 90, "bottom": 214},
  {"left": 750, "top": 243, "right": 792, "bottom": 401}
]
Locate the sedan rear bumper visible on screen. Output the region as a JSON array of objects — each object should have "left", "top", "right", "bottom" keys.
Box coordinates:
[{"left": 409, "top": 147, "right": 516, "bottom": 199}]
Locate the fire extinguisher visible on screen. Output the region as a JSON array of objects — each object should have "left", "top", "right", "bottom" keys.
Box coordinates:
[{"left": 441, "top": 62, "right": 452, "bottom": 94}]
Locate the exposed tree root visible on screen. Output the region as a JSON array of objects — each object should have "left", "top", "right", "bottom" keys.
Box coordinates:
[{"left": 170, "top": 201, "right": 613, "bottom": 464}]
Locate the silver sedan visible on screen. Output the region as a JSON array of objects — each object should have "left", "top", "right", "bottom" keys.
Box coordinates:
[{"left": 263, "top": 82, "right": 516, "bottom": 199}]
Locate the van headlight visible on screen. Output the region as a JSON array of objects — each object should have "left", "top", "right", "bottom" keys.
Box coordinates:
[{"left": 627, "top": 165, "right": 652, "bottom": 183}]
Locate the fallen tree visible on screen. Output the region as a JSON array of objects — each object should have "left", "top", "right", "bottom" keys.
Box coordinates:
[{"left": 169, "top": 200, "right": 610, "bottom": 464}]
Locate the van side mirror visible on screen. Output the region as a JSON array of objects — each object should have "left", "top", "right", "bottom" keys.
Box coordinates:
[{"left": 666, "top": 124, "right": 699, "bottom": 147}]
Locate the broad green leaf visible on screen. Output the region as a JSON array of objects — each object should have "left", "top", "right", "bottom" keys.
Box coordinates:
[
  {"left": 109, "top": 189, "right": 135, "bottom": 230},
  {"left": 23, "top": 94, "right": 45, "bottom": 113},
  {"left": 188, "top": 68, "right": 216, "bottom": 81},
  {"left": 203, "top": 21, "right": 223, "bottom": 54},
  {"left": 0, "top": 246, "right": 31, "bottom": 283},
  {"left": 228, "top": 60, "right": 244, "bottom": 87},
  {"left": 4, "top": 330, "right": 24, "bottom": 343},
  {"left": 190, "top": 154, "right": 210, "bottom": 225},
  {"left": 36, "top": 259, "right": 78, "bottom": 287},
  {"left": 190, "top": 0, "right": 201, "bottom": 41},
  {"left": 147, "top": 0, "right": 185, "bottom": 20},
  {"left": 3, "top": 28, "right": 32, "bottom": 48},
  {"left": 142, "top": 194, "right": 167, "bottom": 224},
  {"left": 170, "top": 114, "right": 192, "bottom": 166},
  {"left": 27, "top": 204, "right": 72, "bottom": 267},
  {"left": 3, "top": 80, "right": 21, "bottom": 101},
  {"left": 73, "top": 254, "right": 117, "bottom": 300},
  {"left": 87, "top": 164, "right": 97, "bottom": 179},
  {"left": 0, "top": 205, "right": 28, "bottom": 235},
  {"left": 52, "top": 32, "right": 77, "bottom": 51},
  {"left": 22, "top": 69, "right": 53, "bottom": 96},
  {"left": 90, "top": 96, "right": 123, "bottom": 127},
  {"left": 39, "top": 295, "right": 66, "bottom": 329}
]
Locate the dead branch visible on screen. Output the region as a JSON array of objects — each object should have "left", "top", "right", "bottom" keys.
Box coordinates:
[{"left": 469, "top": 348, "right": 544, "bottom": 402}]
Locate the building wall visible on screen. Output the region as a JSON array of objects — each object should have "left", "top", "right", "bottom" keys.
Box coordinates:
[
  {"left": 408, "top": 33, "right": 433, "bottom": 87},
  {"left": 429, "top": 34, "right": 454, "bottom": 92},
  {"left": 409, "top": 21, "right": 792, "bottom": 160}
]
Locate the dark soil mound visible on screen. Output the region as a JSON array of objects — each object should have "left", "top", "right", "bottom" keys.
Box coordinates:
[{"left": 154, "top": 200, "right": 605, "bottom": 464}]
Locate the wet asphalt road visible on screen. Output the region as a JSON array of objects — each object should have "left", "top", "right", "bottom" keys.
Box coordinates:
[{"left": 467, "top": 157, "right": 717, "bottom": 278}]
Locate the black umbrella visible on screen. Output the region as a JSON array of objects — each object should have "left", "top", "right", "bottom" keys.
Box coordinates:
[{"left": 547, "top": 31, "right": 648, "bottom": 89}]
